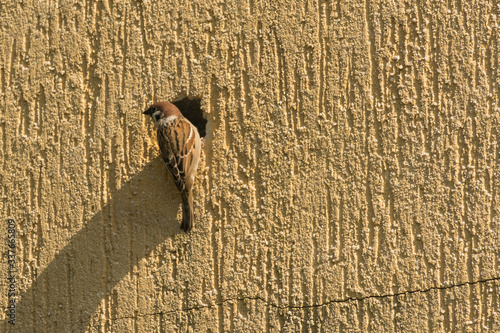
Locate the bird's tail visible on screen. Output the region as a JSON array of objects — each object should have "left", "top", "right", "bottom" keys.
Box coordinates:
[{"left": 181, "top": 189, "right": 194, "bottom": 232}]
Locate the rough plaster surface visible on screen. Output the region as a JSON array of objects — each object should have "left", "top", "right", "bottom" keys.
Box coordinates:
[{"left": 1, "top": 0, "right": 500, "bottom": 332}]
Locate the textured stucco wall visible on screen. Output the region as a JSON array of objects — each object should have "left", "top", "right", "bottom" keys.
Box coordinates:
[{"left": 1, "top": 0, "right": 500, "bottom": 332}]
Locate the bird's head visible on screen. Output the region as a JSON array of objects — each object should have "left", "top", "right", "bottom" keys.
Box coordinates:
[{"left": 143, "top": 102, "right": 183, "bottom": 125}]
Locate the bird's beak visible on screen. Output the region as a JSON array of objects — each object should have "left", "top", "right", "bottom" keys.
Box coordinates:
[{"left": 143, "top": 108, "right": 154, "bottom": 115}]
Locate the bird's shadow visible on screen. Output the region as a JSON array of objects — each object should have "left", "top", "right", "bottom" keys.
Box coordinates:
[{"left": 3, "top": 158, "right": 184, "bottom": 332}]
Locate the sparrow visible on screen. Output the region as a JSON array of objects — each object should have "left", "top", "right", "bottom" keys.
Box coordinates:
[{"left": 143, "top": 101, "right": 201, "bottom": 232}]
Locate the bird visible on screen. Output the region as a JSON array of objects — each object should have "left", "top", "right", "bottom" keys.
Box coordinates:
[{"left": 143, "top": 101, "right": 201, "bottom": 232}]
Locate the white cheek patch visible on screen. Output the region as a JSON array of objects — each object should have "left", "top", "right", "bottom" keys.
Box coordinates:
[
  {"left": 158, "top": 115, "right": 177, "bottom": 126},
  {"left": 152, "top": 111, "right": 162, "bottom": 125}
]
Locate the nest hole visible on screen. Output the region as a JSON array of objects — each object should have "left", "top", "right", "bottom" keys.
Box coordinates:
[{"left": 172, "top": 97, "right": 207, "bottom": 138}]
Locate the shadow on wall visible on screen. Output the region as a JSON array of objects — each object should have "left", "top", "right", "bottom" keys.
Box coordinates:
[{"left": 3, "top": 158, "right": 183, "bottom": 332}]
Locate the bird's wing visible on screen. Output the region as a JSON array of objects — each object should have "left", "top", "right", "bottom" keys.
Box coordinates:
[{"left": 157, "top": 117, "right": 198, "bottom": 192}]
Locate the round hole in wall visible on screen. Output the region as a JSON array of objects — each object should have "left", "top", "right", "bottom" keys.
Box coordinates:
[{"left": 172, "top": 97, "right": 207, "bottom": 138}]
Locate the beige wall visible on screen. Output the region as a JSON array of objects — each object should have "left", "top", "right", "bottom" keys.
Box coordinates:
[{"left": 1, "top": 0, "right": 500, "bottom": 332}]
